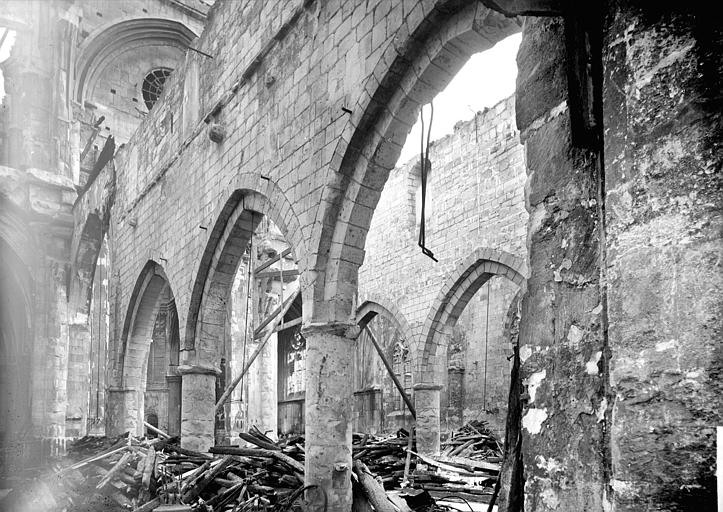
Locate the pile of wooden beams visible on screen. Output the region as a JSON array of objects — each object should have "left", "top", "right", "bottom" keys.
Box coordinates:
[
  {"left": 352, "top": 429, "right": 416, "bottom": 489},
  {"left": 0, "top": 423, "right": 502, "bottom": 512},
  {"left": 408, "top": 421, "right": 502, "bottom": 506}
]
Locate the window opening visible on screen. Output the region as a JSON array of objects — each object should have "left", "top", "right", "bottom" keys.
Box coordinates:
[{"left": 141, "top": 68, "right": 172, "bottom": 111}]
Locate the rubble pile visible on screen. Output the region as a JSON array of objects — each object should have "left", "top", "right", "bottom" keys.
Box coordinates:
[
  {"left": 0, "top": 422, "right": 502, "bottom": 511},
  {"left": 409, "top": 420, "right": 501, "bottom": 505}
]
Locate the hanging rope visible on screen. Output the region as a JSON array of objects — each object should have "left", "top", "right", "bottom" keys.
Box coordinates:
[
  {"left": 418, "top": 102, "right": 438, "bottom": 262},
  {"left": 239, "top": 213, "right": 254, "bottom": 419},
  {"left": 482, "top": 280, "right": 491, "bottom": 410}
]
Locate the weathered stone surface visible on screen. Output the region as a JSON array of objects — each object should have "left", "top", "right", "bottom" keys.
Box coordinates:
[
  {"left": 106, "top": 388, "right": 139, "bottom": 437},
  {"left": 413, "top": 383, "right": 443, "bottom": 455},
  {"left": 515, "top": 17, "right": 567, "bottom": 133},
  {"left": 517, "top": 17, "right": 608, "bottom": 512},
  {"left": 603, "top": 3, "right": 721, "bottom": 509},
  {"left": 303, "top": 323, "right": 355, "bottom": 512},
  {"left": 179, "top": 365, "right": 219, "bottom": 452}
]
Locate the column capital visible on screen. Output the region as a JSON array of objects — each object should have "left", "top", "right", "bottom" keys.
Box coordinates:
[
  {"left": 301, "top": 322, "right": 358, "bottom": 339},
  {"left": 413, "top": 382, "right": 443, "bottom": 391},
  {"left": 178, "top": 364, "right": 220, "bottom": 376}
]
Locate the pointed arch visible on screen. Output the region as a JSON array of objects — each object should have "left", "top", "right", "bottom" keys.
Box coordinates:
[
  {"left": 308, "top": 2, "right": 521, "bottom": 322},
  {"left": 184, "top": 177, "right": 306, "bottom": 366},
  {"left": 68, "top": 212, "right": 104, "bottom": 320},
  {"left": 74, "top": 17, "right": 198, "bottom": 104},
  {"left": 419, "top": 248, "right": 527, "bottom": 380}
]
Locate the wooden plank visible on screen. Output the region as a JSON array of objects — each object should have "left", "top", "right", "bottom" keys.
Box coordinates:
[
  {"left": 353, "top": 459, "right": 397, "bottom": 512},
  {"left": 215, "top": 286, "right": 300, "bottom": 414},
  {"left": 253, "top": 247, "right": 292, "bottom": 274},
  {"left": 143, "top": 421, "right": 171, "bottom": 439},
  {"left": 254, "top": 268, "right": 299, "bottom": 280},
  {"left": 253, "top": 284, "right": 299, "bottom": 337},
  {"left": 362, "top": 325, "right": 416, "bottom": 419},
  {"left": 274, "top": 316, "right": 302, "bottom": 332},
  {"left": 209, "top": 445, "right": 305, "bottom": 474}
]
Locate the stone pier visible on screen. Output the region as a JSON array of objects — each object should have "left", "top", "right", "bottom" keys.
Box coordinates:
[
  {"left": 179, "top": 364, "right": 219, "bottom": 452},
  {"left": 302, "top": 323, "right": 355, "bottom": 512},
  {"left": 414, "top": 383, "right": 442, "bottom": 455}
]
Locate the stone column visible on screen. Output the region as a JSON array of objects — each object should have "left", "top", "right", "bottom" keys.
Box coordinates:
[
  {"left": 246, "top": 333, "right": 278, "bottom": 438},
  {"left": 179, "top": 364, "right": 219, "bottom": 452},
  {"left": 303, "top": 323, "right": 354, "bottom": 512},
  {"left": 414, "top": 383, "right": 442, "bottom": 455},
  {"left": 166, "top": 373, "right": 182, "bottom": 437},
  {"left": 446, "top": 367, "right": 465, "bottom": 431},
  {"left": 603, "top": 5, "right": 720, "bottom": 507},
  {"left": 106, "top": 388, "right": 139, "bottom": 436},
  {"left": 258, "top": 333, "right": 278, "bottom": 437}
]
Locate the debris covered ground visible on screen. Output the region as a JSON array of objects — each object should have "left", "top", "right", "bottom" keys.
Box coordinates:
[{"left": 0, "top": 422, "right": 502, "bottom": 512}]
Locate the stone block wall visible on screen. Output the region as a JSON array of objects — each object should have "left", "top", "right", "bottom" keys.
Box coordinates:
[{"left": 358, "top": 95, "right": 527, "bottom": 435}]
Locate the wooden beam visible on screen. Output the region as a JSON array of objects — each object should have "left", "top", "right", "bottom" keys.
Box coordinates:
[
  {"left": 362, "top": 325, "right": 416, "bottom": 419},
  {"left": 253, "top": 247, "right": 292, "bottom": 275},
  {"left": 215, "top": 287, "right": 300, "bottom": 414},
  {"left": 253, "top": 282, "right": 299, "bottom": 337},
  {"left": 254, "top": 268, "right": 299, "bottom": 281},
  {"left": 274, "top": 316, "right": 302, "bottom": 333}
]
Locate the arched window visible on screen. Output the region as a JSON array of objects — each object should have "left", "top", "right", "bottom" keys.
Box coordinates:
[{"left": 141, "top": 68, "right": 172, "bottom": 110}]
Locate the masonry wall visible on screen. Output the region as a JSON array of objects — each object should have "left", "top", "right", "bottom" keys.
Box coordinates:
[
  {"left": 603, "top": 3, "right": 721, "bottom": 508},
  {"left": 0, "top": 0, "right": 207, "bottom": 457},
  {"left": 54, "top": 0, "right": 720, "bottom": 508},
  {"left": 358, "top": 96, "right": 527, "bottom": 436}
]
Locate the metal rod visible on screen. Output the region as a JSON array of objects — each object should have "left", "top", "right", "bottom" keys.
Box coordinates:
[{"left": 362, "top": 325, "right": 416, "bottom": 419}]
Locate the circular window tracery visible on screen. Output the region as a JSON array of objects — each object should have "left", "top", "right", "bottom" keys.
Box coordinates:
[{"left": 141, "top": 68, "right": 172, "bottom": 111}]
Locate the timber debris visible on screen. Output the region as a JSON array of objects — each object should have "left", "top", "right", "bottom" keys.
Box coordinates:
[{"left": 0, "top": 421, "right": 501, "bottom": 511}]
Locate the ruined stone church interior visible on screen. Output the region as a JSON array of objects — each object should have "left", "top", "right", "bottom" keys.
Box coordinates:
[{"left": 0, "top": 1, "right": 719, "bottom": 511}]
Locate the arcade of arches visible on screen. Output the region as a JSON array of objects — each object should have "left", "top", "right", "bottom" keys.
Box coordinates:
[{"left": 0, "top": 1, "right": 719, "bottom": 511}]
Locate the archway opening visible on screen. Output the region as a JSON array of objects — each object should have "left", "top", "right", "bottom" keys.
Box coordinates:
[
  {"left": 113, "top": 262, "right": 179, "bottom": 437},
  {"left": 66, "top": 234, "right": 111, "bottom": 438},
  {"left": 443, "top": 274, "right": 522, "bottom": 438},
  {"left": 220, "top": 216, "right": 302, "bottom": 440},
  {"left": 0, "top": 240, "right": 32, "bottom": 475},
  {"left": 186, "top": 190, "right": 304, "bottom": 447},
  {"left": 143, "top": 289, "right": 181, "bottom": 437},
  {"left": 354, "top": 307, "right": 414, "bottom": 435}
]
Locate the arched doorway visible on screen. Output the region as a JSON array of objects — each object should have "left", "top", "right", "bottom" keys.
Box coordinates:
[
  {"left": 109, "top": 262, "right": 180, "bottom": 438},
  {"left": 0, "top": 240, "right": 33, "bottom": 475},
  {"left": 186, "top": 187, "right": 305, "bottom": 449}
]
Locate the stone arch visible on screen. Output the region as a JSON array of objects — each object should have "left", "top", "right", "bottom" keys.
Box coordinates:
[
  {"left": 185, "top": 178, "right": 306, "bottom": 366},
  {"left": 68, "top": 212, "right": 104, "bottom": 320},
  {"left": 74, "top": 17, "right": 198, "bottom": 104},
  {"left": 356, "top": 298, "right": 415, "bottom": 358},
  {"left": 309, "top": 2, "right": 521, "bottom": 322},
  {"left": 110, "top": 260, "right": 177, "bottom": 435},
  {"left": 355, "top": 299, "right": 416, "bottom": 431},
  {"left": 118, "top": 261, "right": 173, "bottom": 386},
  {"left": 0, "top": 237, "right": 34, "bottom": 472},
  {"left": 419, "top": 248, "right": 527, "bottom": 381}
]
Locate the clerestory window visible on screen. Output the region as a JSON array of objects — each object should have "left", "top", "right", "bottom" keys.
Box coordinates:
[{"left": 141, "top": 68, "right": 172, "bottom": 111}]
